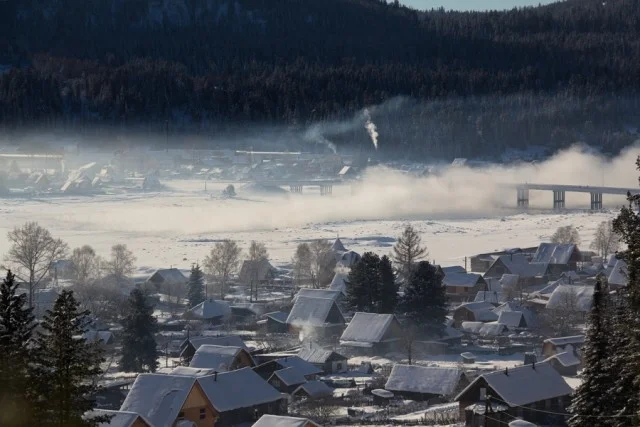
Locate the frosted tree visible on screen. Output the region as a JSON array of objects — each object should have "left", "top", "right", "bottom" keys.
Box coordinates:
[
  {"left": 292, "top": 243, "right": 312, "bottom": 291},
  {"left": 551, "top": 225, "right": 581, "bottom": 245},
  {"left": 309, "top": 239, "right": 334, "bottom": 288},
  {"left": 591, "top": 220, "right": 621, "bottom": 260},
  {"left": 104, "top": 244, "right": 136, "bottom": 282},
  {"left": 4, "top": 222, "right": 68, "bottom": 308},
  {"left": 187, "top": 264, "right": 205, "bottom": 307},
  {"left": 346, "top": 252, "right": 381, "bottom": 313},
  {"left": 247, "top": 241, "right": 269, "bottom": 302},
  {"left": 204, "top": 240, "right": 242, "bottom": 299},
  {"left": 392, "top": 224, "right": 428, "bottom": 282},
  {"left": 120, "top": 289, "right": 159, "bottom": 373},
  {"left": 70, "top": 245, "right": 101, "bottom": 284}
]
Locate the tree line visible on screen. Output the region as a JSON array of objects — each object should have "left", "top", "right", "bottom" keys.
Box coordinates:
[{"left": 1, "top": 0, "right": 640, "bottom": 158}]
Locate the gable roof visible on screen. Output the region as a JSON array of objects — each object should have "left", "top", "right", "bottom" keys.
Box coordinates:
[
  {"left": 608, "top": 259, "right": 628, "bottom": 286},
  {"left": 286, "top": 297, "right": 344, "bottom": 328},
  {"left": 486, "top": 255, "right": 549, "bottom": 279},
  {"left": 148, "top": 268, "right": 187, "bottom": 284},
  {"left": 239, "top": 259, "right": 276, "bottom": 284},
  {"left": 329, "top": 272, "right": 348, "bottom": 296},
  {"left": 189, "top": 345, "right": 253, "bottom": 371},
  {"left": 265, "top": 311, "right": 289, "bottom": 323},
  {"left": 331, "top": 238, "right": 347, "bottom": 252},
  {"left": 385, "top": 365, "right": 464, "bottom": 397},
  {"left": 185, "top": 299, "right": 231, "bottom": 320},
  {"left": 543, "top": 335, "right": 585, "bottom": 347},
  {"left": 293, "top": 288, "right": 342, "bottom": 303},
  {"left": 197, "top": 367, "right": 283, "bottom": 412},
  {"left": 443, "top": 272, "right": 484, "bottom": 288},
  {"left": 271, "top": 367, "right": 308, "bottom": 386},
  {"left": 456, "top": 362, "right": 573, "bottom": 407},
  {"left": 90, "top": 410, "right": 150, "bottom": 427},
  {"left": 497, "top": 311, "right": 525, "bottom": 328},
  {"left": 546, "top": 285, "right": 594, "bottom": 312},
  {"left": 545, "top": 350, "right": 580, "bottom": 368},
  {"left": 441, "top": 266, "right": 467, "bottom": 274},
  {"left": 253, "top": 415, "right": 319, "bottom": 427},
  {"left": 339, "top": 312, "right": 400, "bottom": 345},
  {"left": 169, "top": 366, "right": 216, "bottom": 377},
  {"left": 182, "top": 335, "right": 247, "bottom": 353},
  {"left": 272, "top": 356, "right": 323, "bottom": 377},
  {"left": 292, "top": 380, "right": 333, "bottom": 398},
  {"left": 120, "top": 374, "right": 196, "bottom": 427},
  {"left": 474, "top": 291, "right": 504, "bottom": 304},
  {"left": 461, "top": 321, "right": 507, "bottom": 337},
  {"left": 298, "top": 343, "right": 346, "bottom": 364},
  {"left": 532, "top": 243, "right": 578, "bottom": 265}
]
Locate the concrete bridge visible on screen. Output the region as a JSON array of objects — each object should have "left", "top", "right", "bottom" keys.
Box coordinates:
[{"left": 514, "top": 183, "right": 640, "bottom": 210}]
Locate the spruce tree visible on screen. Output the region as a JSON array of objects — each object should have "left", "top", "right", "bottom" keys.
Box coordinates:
[
  {"left": 346, "top": 252, "right": 381, "bottom": 313},
  {"left": 568, "top": 280, "right": 613, "bottom": 427},
  {"left": 32, "top": 290, "right": 106, "bottom": 427},
  {"left": 187, "top": 264, "right": 205, "bottom": 307},
  {"left": 0, "top": 270, "right": 36, "bottom": 427},
  {"left": 378, "top": 255, "right": 398, "bottom": 313},
  {"left": 400, "top": 261, "right": 447, "bottom": 337},
  {"left": 121, "top": 288, "right": 159, "bottom": 373}
]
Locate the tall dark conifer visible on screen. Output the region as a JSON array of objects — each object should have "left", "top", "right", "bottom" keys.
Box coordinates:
[
  {"left": 346, "top": 252, "right": 381, "bottom": 313},
  {"left": 0, "top": 270, "right": 36, "bottom": 427},
  {"left": 187, "top": 264, "right": 205, "bottom": 307},
  {"left": 568, "top": 280, "right": 613, "bottom": 427},
  {"left": 120, "top": 288, "right": 159, "bottom": 373},
  {"left": 32, "top": 290, "right": 106, "bottom": 427},
  {"left": 400, "top": 261, "right": 447, "bottom": 337},
  {"left": 378, "top": 255, "right": 398, "bottom": 313}
]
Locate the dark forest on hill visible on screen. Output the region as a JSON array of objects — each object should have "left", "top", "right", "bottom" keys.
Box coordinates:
[{"left": 1, "top": 0, "right": 640, "bottom": 158}]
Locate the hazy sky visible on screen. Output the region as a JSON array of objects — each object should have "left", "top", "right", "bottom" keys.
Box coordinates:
[{"left": 400, "top": 0, "right": 559, "bottom": 11}]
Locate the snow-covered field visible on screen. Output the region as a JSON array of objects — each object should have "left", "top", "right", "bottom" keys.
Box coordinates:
[{"left": 0, "top": 176, "right": 622, "bottom": 272}]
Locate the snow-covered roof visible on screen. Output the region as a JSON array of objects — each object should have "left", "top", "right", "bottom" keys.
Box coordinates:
[
  {"left": 339, "top": 312, "right": 398, "bottom": 345},
  {"left": 532, "top": 243, "right": 578, "bottom": 265},
  {"left": 189, "top": 345, "right": 252, "bottom": 371},
  {"left": 544, "top": 335, "right": 585, "bottom": 347},
  {"left": 183, "top": 335, "right": 247, "bottom": 352},
  {"left": 272, "top": 356, "right": 323, "bottom": 377},
  {"left": 148, "top": 268, "right": 187, "bottom": 284},
  {"left": 385, "top": 365, "right": 464, "bottom": 397},
  {"left": 286, "top": 296, "right": 344, "bottom": 327},
  {"left": 271, "top": 367, "right": 307, "bottom": 386},
  {"left": 120, "top": 374, "right": 196, "bottom": 427},
  {"left": 265, "top": 311, "right": 289, "bottom": 323},
  {"left": 497, "top": 311, "right": 525, "bottom": 328},
  {"left": 253, "top": 415, "right": 319, "bottom": 427},
  {"left": 608, "top": 259, "right": 628, "bottom": 286},
  {"left": 298, "top": 343, "right": 346, "bottom": 364},
  {"left": 546, "top": 285, "right": 594, "bottom": 312},
  {"left": 545, "top": 350, "right": 580, "bottom": 368},
  {"left": 238, "top": 259, "right": 277, "bottom": 284},
  {"left": 455, "top": 302, "right": 499, "bottom": 322},
  {"left": 292, "top": 380, "right": 333, "bottom": 398},
  {"left": 336, "top": 250, "right": 361, "bottom": 268},
  {"left": 197, "top": 368, "right": 284, "bottom": 412},
  {"left": 474, "top": 291, "right": 504, "bottom": 304},
  {"left": 331, "top": 238, "right": 347, "bottom": 252},
  {"left": 509, "top": 420, "right": 538, "bottom": 427},
  {"left": 499, "top": 274, "right": 520, "bottom": 289},
  {"left": 169, "top": 366, "right": 216, "bottom": 377},
  {"left": 456, "top": 362, "right": 573, "bottom": 407},
  {"left": 441, "top": 266, "right": 467, "bottom": 274},
  {"left": 461, "top": 321, "right": 507, "bottom": 337},
  {"left": 293, "top": 288, "right": 341, "bottom": 302},
  {"left": 90, "top": 409, "right": 149, "bottom": 427},
  {"left": 329, "top": 272, "right": 348, "bottom": 295},
  {"left": 443, "top": 272, "right": 483, "bottom": 288},
  {"left": 185, "top": 299, "right": 231, "bottom": 320}
]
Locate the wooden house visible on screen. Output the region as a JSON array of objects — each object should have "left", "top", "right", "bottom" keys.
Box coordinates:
[
  {"left": 286, "top": 296, "right": 345, "bottom": 339},
  {"left": 298, "top": 342, "right": 348, "bottom": 374},
  {"left": 544, "top": 350, "right": 581, "bottom": 376},
  {"left": 184, "top": 299, "right": 231, "bottom": 325},
  {"left": 90, "top": 409, "right": 151, "bottom": 427},
  {"left": 238, "top": 259, "right": 277, "bottom": 285},
  {"left": 189, "top": 345, "right": 255, "bottom": 371},
  {"left": 385, "top": 365, "right": 469, "bottom": 403},
  {"left": 146, "top": 268, "right": 187, "bottom": 288},
  {"left": 261, "top": 312, "right": 288, "bottom": 333},
  {"left": 339, "top": 312, "right": 403, "bottom": 353},
  {"left": 452, "top": 302, "right": 498, "bottom": 327},
  {"left": 291, "top": 380, "right": 334, "bottom": 400},
  {"left": 483, "top": 255, "right": 551, "bottom": 287},
  {"left": 253, "top": 356, "right": 323, "bottom": 381},
  {"left": 531, "top": 243, "right": 582, "bottom": 271},
  {"left": 443, "top": 272, "right": 488, "bottom": 302},
  {"left": 180, "top": 335, "right": 248, "bottom": 363},
  {"left": 455, "top": 362, "right": 573, "bottom": 427},
  {"left": 542, "top": 335, "right": 585, "bottom": 358},
  {"left": 253, "top": 415, "right": 320, "bottom": 427},
  {"left": 268, "top": 367, "right": 308, "bottom": 394}
]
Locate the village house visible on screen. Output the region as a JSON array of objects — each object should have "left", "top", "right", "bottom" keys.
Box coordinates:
[
  {"left": 339, "top": 312, "right": 403, "bottom": 353},
  {"left": 483, "top": 254, "right": 551, "bottom": 288},
  {"left": 531, "top": 243, "right": 581, "bottom": 271},
  {"left": 542, "top": 335, "right": 585, "bottom": 358},
  {"left": 297, "top": 342, "right": 348, "bottom": 374},
  {"left": 460, "top": 321, "right": 508, "bottom": 338},
  {"left": 253, "top": 356, "right": 323, "bottom": 381},
  {"left": 260, "top": 311, "right": 289, "bottom": 333},
  {"left": 197, "top": 368, "right": 287, "bottom": 426},
  {"left": 497, "top": 311, "right": 529, "bottom": 329},
  {"left": 180, "top": 335, "right": 248, "bottom": 363},
  {"left": 608, "top": 259, "right": 628, "bottom": 289},
  {"left": 385, "top": 365, "right": 470, "bottom": 403},
  {"left": 544, "top": 348, "right": 581, "bottom": 376},
  {"left": 443, "top": 272, "right": 488, "bottom": 302},
  {"left": 184, "top": 299, "right": 232, "bottom": 325},
  {"left": 189, "top": 345, "right": 255, "bottom": 371},
  {"left": 293, "top": 288, "right": 343, "bottom": 303},
  {"left": 469, "top": 248, "right": 537, "bottom": 273},
  {"left": 238, "top": 258, "right": 277, "bottom": 285},
  {"left": 90, "top": 409, "right": 151, "bottom": 427},
  {"left": 455, "top": 362, "right": 573, "bottom": 427},
  {"left": 452, "top": 302, "right": 498, "bottom": 327},
  {"left": 291, "top": 380, "right": 334, "bottom": 400},
  {"left": 545, "top": 285, "right": 594, "bottom": 319},
  {"left": 286, "top": 296, "right": 345, "bottom": 339},
  {"left": 120, "top": 374, "right": 217, "bottom": 427},
  {"left": 268, "top": 367, "right": 308, "bottom": 394},
  {"left": 253, "top": 414, "right": 320, "bottom": 427},
  {"left": 329, "top": 271, "right": 348, "bottom": 296},
  {"left": 146, "top": 268, "right": 188, "bottom": 288},
  {"left": 473, "top": 290, "right": 505, "bottom": 305}
]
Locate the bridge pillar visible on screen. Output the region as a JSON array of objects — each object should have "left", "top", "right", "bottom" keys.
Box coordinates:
[
  {"left": 553, "top": 190, "right": 565, "bottom": 210},
  {"left": 517, "top": 188, "right": 529, "bottom": 208},
  {"left": 319, "top": 184, "right": 332, "bottom": 196},
  {"left": 590, "top": 192, "right": 603, "bottom": 210},
  {"left": 289, "top": 185, "right": 303, "bottom": 194}
]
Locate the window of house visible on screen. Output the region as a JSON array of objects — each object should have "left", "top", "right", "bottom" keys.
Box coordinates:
[{"left": 200, "top": 408, "right": 206, "bottom": 420}]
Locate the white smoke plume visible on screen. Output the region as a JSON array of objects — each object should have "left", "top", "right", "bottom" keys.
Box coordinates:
[
  {"left": 304, "top": 125, "right": 337, "bottom": 154},
  {"left": 363, "top": 108, "right": 379, "bottom": 150}
]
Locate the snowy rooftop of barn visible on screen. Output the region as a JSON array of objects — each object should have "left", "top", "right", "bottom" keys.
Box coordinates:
[
  {"left": 271, "top": 367, "right": 308, "bottom": 386},
  {"left": 189, "top": 345, "right": 247, "bottom": 371},
  {"left": 340, "top": 312, "right": 398, "bottom": 345},
  {"left": 386, "top": 365, "right": 463, "bottom": 396}
]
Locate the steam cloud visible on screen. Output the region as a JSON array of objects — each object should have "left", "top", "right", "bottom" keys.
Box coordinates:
[{"left": 363, "top": 108, "right": 379, "bottom": 150}]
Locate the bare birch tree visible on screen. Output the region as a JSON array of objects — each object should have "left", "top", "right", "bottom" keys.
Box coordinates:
[
  {"left": 309, "top": 239, "right": 333, "bottom": 288},
  {"left": 69, "top": 245, "right": 101, "bottom": 284},
  {"left": 590, "top": 220, "right": 621, "bottom": 260},
  {"left": 551, "top": 225, "right": 581, "bottom": 245},
  {"left": 105, "top": 244, "right": 136, "bottom": 282},
  {"left": 247, "top": 241, "right": 268, "bottom": 302},
  {"left": 204, "top": 240, "right": 242, "bottom": 299},
  {"left": 392, "top": 224, "right": 428, "bottom": 281},
  {"left": 292, "top": 243, "right": 313, "bottom": 291},
  {"left": 4, "top": 222, "right": 68, "bottom": 308}
]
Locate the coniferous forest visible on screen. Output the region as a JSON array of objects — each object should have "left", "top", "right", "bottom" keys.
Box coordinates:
[{"left": 1, "top": 0, "right": 640, "bottom": 158}]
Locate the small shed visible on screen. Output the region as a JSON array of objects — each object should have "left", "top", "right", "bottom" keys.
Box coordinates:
[
  {"left": 339, "top": 312, "right": 403, "bottom": 353},
  {"left": 371, "top": 389, "right": 394, "bottom": 406},
  {"left": 542, "top": 335, "right": 585, "bottom": 358},
  {"left": 184, "top": 299, "right": 231, "bottom": 325},
  {"left": 262, "top": 311, "right": 289, "bottom": 333},
  {"left": 297, "top": 342, "right": 348, "bottom": 374},
  {"left": 385, "top": 364, "right": 469, "bottom": 402},
  {"left": 147, "top": 268, "right": 187, "bottom": 288},
  {"left": 268, "top": 367, "right": 308, "bottom": 394},
  {"left": 189, "top": 345, "right": 255, "bottom": 371},
  {"left": 291, "top": 380, "right": 333, "bottom": 400},
  {"left": 544, "top": 348, "right": 580, "bottom": 376}
]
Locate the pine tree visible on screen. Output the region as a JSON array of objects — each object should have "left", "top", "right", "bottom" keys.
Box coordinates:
[
  {"left": 0, "top": 270, "right": 36, "bottom": 427},
  {"left": 568, "top": 280, "right": 613, "bottom": 427},
  {"left": 32, "top": 290, "right": 106, "bottom": 427},
  {"left": 187, "top": 264, "right": 205, "bottom": 307},
  {"left": 392, "top": 224, "right": 428, "bottom": 282},
  {"left": 346, "top": 252, "right": 381, "bottom": 312},
  {"left": 120, "top": 288, "right": 159, "bottom": 373},
  {"left": 400, "top": 261, "right": 447, "bottom": 337},
  {"left": 378, "top": 255, "right": 398, "bottom": 313}
]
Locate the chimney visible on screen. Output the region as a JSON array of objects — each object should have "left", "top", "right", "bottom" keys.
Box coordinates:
[
  {"left": 214, "top": 371, "right": 218, "bottom": 381},
  {"left": 504, "top": 367, "right": 509, "bottom": 376}
]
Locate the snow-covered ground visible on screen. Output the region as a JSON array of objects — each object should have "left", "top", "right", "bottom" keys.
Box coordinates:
[{"left": 0, "top": 178, "right": 620, "bottom": 272}]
